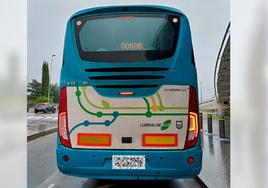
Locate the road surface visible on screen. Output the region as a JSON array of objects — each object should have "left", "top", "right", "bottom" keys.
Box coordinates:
[
  {"left": 28, "top": 133, "right": 203, "bottom": 188},
  {"left": 27, "top": 111, "right": 58, "bottom": 136}
]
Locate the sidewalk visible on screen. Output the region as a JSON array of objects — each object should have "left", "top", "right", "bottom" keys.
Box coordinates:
[{"left": 199, "top": 114, "right": 230, "bottom": 188}]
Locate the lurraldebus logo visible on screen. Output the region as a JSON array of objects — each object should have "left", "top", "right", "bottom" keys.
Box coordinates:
[{"left": 140, "top": 120, "right": 172, "bottom": 131}]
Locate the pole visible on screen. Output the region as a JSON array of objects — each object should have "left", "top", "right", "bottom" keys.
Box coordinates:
[
  {"left": 48, "top": 55, "right": 55, "bottom": 103},
  {"left": 219, "top": 116, "right": 225, "bottom": 138},
  {"left": 199, "top": 112, "right": 203, "bottom": 130},
  {"left": 200, "top": 81, "right": 203, "bottom": 103},
  {"left": 207, "top": 114, "right": 213, "bottom": 133}
]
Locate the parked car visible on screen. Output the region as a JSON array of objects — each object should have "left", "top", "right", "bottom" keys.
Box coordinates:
[{"left": 34, "top": 103, "right": 56, "bottom": 113}]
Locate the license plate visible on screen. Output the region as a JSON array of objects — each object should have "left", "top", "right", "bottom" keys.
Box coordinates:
[{"left": 112, "top": 155, "right": 145, "bottom": 169}]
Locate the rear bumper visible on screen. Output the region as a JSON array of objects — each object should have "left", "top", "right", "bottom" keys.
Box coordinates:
[{"left": 56, "top": 144, "right": 202, "bottom": 180}]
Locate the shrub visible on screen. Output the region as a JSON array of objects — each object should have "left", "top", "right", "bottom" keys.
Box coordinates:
[{"left": 35, "top": 96, "right": 52, "bottom": 103}]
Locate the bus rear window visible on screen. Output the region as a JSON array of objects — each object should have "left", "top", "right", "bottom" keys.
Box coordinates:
[{"left": 74, "top": 14, "right": 180, "bottom": 62}]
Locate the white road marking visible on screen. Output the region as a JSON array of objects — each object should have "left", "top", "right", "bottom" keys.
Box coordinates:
[
  {"left": 43, "top": 117, "right": 52, "bottom": 120},
  {"left": 47, "top": 184, "right": 55, "bottom": 188},
  {"left": 37, "top": 171, "right": 58, "bottom": 188},
  {"left": 33, "top": 116, "right": 43, "bottom": 120},
  {"left": 27, "top": 115, "right": 58, "bottom": 121}
]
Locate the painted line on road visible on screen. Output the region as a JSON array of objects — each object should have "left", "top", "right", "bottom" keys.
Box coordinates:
[
  {"left": 33, "top": 116, "right": 43, "bottom": 120},
  {"left": 47, "top": 184, "right": 55, "bottom": 188},
  {"left": 43, "top": 117, "right": 52, "bottom": 120},
  {"left": 37, "top": 171, "right": 58, "bottom": 188},
  {"left": 27, "top": 116, "right": 58, "bottom": 121}
]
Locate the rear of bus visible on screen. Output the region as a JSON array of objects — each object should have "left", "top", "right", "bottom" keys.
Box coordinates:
[{"left": 57, "top": 6, "right": 202, "bottom": 179}]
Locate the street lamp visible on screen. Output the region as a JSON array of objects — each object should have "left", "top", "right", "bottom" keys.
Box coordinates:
[{"left": 48, "top": 54, "right": 56, "bottom": 103}]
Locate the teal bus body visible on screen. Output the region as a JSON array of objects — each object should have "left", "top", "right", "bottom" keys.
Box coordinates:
[{"left": 57, "top": 5, "right": 202, "bottom": 180}]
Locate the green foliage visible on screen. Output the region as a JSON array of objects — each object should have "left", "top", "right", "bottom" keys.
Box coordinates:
[
  {"left": 50, "top": 83, "right": 60, "bottom": 103},
  {"left": 27, "top": 79, "right": 42, "bottom": 100},
  {"left": 27, "top": 98, "right": 37, "bottom": 108},
  {"left": 35, "top": 96, "right": 52, "bottom": 103},
  {"left": 27, "top": 60, "right": 60, "bottom": 106},
  {"left": 41, "top": 61, "right": 49, "bottom": 96},
  {"left": 28, "top": 81, "right": 59, "bottom": 106}
]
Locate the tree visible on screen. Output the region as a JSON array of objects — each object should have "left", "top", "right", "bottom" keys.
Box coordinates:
[
  {"left": 41, "top": 61, "right": 49, "bottom": 96},
  {"left": 27, "top": 79, "right": 42, "bottom": 107},
  {"left": 27, "top": 79, "right": 42, "bottom": 100},
  {"left": 35, "top": 96, "right": 52, "bottom": 103},
  {"left": 50, "top": 83, "right": 60, "bottom": 103}
]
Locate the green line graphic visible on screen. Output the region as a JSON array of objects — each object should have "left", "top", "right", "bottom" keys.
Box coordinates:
[
  {"left": 156, "top": 92, "right": 188, "bottom": 111},
  {"left": 76, "top": 87, "right": 188, "bottom": 118},
  {"left": 143, "top": 97, "right": 151, "bottom": 113},
  {"left": 69, "top": 86, "right": 189, "bottom": 133},
  {"left": 82, "top": 86, "right": 147, "bottom": 110},
  {"left": 156, "top": 93, "right": 164, "bottom": 111},
  {"left": 81, "top": 86, "right": 188, "bottom": 111},
  {"left": 150, "top": 96, "right": 158, "bottom": 111}
]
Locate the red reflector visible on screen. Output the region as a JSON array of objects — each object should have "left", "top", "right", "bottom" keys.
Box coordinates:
[
  {"left": 77, "top": 133, "right": 111, "bottom": 147},
  {"left": 142, "top": 134, "right": 178, "bottom": 147},
  {"left": 63, "top": 155, "right": 69, "bottom": 161},
  {"left": 187, "top": 157, "right": 195, "bottom": 164},
  {"left": 119, "top": 91, "right": 134, "bottom": 96}
]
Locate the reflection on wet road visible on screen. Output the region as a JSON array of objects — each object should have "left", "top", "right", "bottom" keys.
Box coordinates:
[
  {"left": 199, "top": 115, "right": 230, "bottom": 188},
  {"left": 28, "top": 134, "right": 202, "bottom": 188},
  {"left": 27, "top": 112, "right": 58, "bottom": 136}
]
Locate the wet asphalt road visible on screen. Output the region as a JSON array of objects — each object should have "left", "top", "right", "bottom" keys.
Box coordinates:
[
  {"left": 27, "top": 133, "right": 202, "bottom": 188},
  {"left": 27, "top": 111, "right": 58, "bottom": 136}
]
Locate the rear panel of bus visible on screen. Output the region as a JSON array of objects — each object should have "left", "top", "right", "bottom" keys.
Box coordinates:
[
  {"left": 58, "top": 6, "right": 199, "bottom": 155},
  {"left": 65, "top": 85, "right": 194, "bottom": 150}
]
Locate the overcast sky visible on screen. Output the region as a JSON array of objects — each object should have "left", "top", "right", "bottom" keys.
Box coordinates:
[{"left": 28, "top": 0, "right": 229, "bottom": 100}]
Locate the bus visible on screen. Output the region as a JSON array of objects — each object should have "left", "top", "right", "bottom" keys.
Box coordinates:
[{"left": 57, "top": 5, "right": 202, "bottom": 180}]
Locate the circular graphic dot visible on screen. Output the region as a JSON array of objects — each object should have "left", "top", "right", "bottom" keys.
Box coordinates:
[
  {"left": 158, "top": 105, "right": 165, "bottom": 111},
  {"left": 104, "top": 120, "right": 110, "bottom": 126},
  {"left": 75, "top": 90, "right": 81, "bottom": 96},
  {"left": 113, "top": 111, "right": 119, "bottom": 117},
  {"left": 145, "top": 111, "right": 152, "bottom": 118},
  {"left": 83, "top": 120, "right": 90, "bottom": 126},
  {"left": 96, "top": 111, "right": 103, "bottom": 118},
  {"left": 81, "top": 86, "right": 87, "bottom": 91},
  {"left": 151, "top": 106, "right": 158, "bottom": 112}
]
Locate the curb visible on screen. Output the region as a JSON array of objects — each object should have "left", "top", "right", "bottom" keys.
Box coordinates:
[
  {"left": 27, "top": 128, "right": 57, "bottom": 142},
  {"left": 195, "top": 176, "right": 208, "bottom": 188}
]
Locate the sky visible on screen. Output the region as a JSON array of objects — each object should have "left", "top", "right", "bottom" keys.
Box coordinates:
[{"left": 27, "top": 0, "right": 229, "bottom": 100}]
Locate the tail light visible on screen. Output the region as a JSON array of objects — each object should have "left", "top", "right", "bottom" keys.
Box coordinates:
[
  {"left": 58, "top": 87, "right": 72, "bottom": 147},
  {"left": 184, "top": 86, "right": 199, "bottom": 149}
]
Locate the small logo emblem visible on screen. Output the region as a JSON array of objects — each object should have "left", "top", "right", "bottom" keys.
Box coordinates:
[
  {"left": 176, "top": 121, "right": 183, "bottom": 129},
  {"left": 161, "top": 120, "right": 171, "bottom": 131}
]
